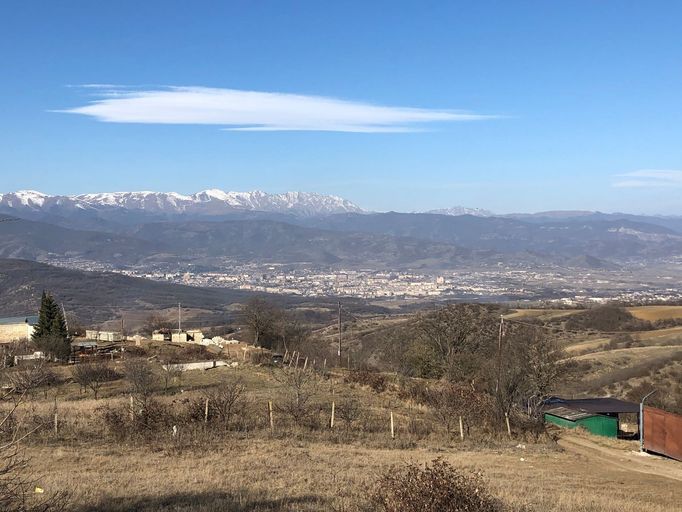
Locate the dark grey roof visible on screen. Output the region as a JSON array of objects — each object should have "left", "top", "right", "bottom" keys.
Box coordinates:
[
  {"left": 0, "top": 315, "right": 38, "bottom": 326},
  {"left": 549, "top": 397, "right": 639, "bottom": 414}
]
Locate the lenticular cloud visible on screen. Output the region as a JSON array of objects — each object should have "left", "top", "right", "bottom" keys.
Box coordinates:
[{"left": 58, "top": 86, "right": 493, "bottom": 132}]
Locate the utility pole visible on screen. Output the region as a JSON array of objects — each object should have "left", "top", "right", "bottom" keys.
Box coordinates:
[
  {"left": 639, "top": 390, "right": 656, "bottom": 453},
  {"left": 62, "top": 304, "right": 69, "bottom": 336},
  {"left": 337, "top": 301, "right": 342, "bottom": 367},
  {"left": 178, "top": 302, "right": 182, "bottom": 332},
  {"left": 495, "top": 316, "right": 504, "bottom": 394}
]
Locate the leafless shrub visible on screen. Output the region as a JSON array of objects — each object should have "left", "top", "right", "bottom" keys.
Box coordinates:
[
  {"left": 369, "top": 458, "right": 508, "bottom": 512},
  {"left": 99, "top": 398, "right": 175, "bottom": 441},
  {"left": 273, "top": 367, "right": 319, "bottom": 428},
  {"left": 71, "top": 359, "right": 120, "bottom": 399},
  {"left": 5, "top": 364, "right": 59, "bottom": 397},
  {"left": 159, "top": 357, "right": 182, "bottom": 392},
  {"left": 190, "top": 377, "right": 247, "bottom": 430},
  {"left": 124, "top": 359, "right": 157, "bottom": 410},
  {"left": 426, "top": 383, "right": 496, "bottom": 436},
  {"left": 0, "top": 368, "right": 70, "bottom": 511},
  {"left": 344, "top": 368, "right": 387, "bottom": 393},
  {"left": 98, "top": 404, "right": 129, "bottom": 442},
  {"left": 335, "top": 397, "right": 362, "bottom": 431}
]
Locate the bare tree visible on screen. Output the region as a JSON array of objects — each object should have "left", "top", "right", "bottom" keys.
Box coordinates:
[
  {"left": 5, "top": 363, "right": 58, "bottom": 399},
  {"left": 274, "top": 367, "right": 319, "bottom": 428},
  {"left": 335, "top": 397, "right": 362, "bottom": 432},
  {"left": 427, "top": 382, "right": 495, "bottom": 436},
  {"left": 276, "top": 311, "right": 309, "bottom": 354},
  {"left": 71, "top": 359, "right": 119, "bottom": 399},
  {"left": 495, "top": 323, "right": 568, "bottom": 425},
  {"left": 241, "top": 298, "right": 279, "bottom": 348},
  {"left": 124, "top": 359, "right": 157, "bottom": 411},
  {"left": 159, "top": 356, "right": 182, "bottom": 393},
  {"left": 142, "top": 313, "right": 173, "bottom": 336},
  {"left": 415, "top": 305, "right": 498, "bottom": 382},
  {"left": 203, "top": 377, "right": 247, "bottom": 430}
]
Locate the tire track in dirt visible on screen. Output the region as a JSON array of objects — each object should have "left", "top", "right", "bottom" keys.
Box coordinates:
[{"left": 558, "top": 433, "right": 682, "bottom": 483}]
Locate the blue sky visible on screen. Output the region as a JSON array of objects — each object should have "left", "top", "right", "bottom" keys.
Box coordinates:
[{"left": 1, "top": 1, "right": 681, "bottom": 214}]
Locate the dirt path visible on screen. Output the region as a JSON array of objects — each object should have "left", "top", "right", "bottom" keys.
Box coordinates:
[{"left": 558, "top": 432, "right": 682, "bottom": 482}]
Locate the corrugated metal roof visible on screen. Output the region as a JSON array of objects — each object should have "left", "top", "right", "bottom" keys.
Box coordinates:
[
  {"left": 550, "top": 397, "right": 639, "bottom": 414},
  {"left": 544, "top": 406, "right": 598, "bottom": 421},
  {"left": 0, "top": 315, "right": 38, "bottom": 326}
]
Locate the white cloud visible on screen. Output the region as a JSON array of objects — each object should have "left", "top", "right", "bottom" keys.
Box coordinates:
[
  {"left": 56, "top": 86, "right": 494, "bottom": 132},
  {"left": 612, "top": 170, "right": 682, "bottom": 188}
]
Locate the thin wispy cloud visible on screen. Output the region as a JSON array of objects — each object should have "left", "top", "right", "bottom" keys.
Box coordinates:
[
  {"left": 612, "top": 169, "right": 682, "bottom": 188},
  {"left": 55, "top": 86, "right": 495, "bottom": 133}
]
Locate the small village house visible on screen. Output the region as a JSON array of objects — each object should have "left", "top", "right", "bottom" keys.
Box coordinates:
[{"left": 0, "top": 315, "right": 38, "bottom": 343}]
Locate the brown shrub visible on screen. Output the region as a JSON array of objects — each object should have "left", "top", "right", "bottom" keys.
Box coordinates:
[
  {"left": 369, "top": 458, "right": 508, "bottom": 512},
  {"left": 345, "top": 368, "right": 387, "bottom": 393}
]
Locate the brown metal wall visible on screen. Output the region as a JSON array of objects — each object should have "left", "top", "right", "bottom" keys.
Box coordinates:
[{"left": 643, "top": 406, "right": 682, "bottom": 462}]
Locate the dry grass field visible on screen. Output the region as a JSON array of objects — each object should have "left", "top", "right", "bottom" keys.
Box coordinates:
[
  {"left": 6, "top": 353, "right": 679, "bottom": 512},
  {"left": 627, "top": 305, "right": 682, "bottom": 321},
  {"left": 5, "top": 304, "right": 682, "bottom": 512},
  {"left": 22, "top": 431, "right": 682, "bottom": 512}
]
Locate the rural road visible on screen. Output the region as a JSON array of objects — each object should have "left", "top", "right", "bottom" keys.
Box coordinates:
[{"left": 558, "top": 433, "right": 682, "bottom": 483}]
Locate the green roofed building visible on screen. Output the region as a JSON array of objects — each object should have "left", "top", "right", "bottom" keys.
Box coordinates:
[{"left": 543, "top": 406, "right": 618, "bottom": 438}]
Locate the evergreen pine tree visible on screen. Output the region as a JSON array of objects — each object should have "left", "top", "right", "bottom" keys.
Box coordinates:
[
  {"left": 32, "top": 290, "right": 52, "bottom": 341},
  {"left": 50, "top": 304, "right": 68, "bottom": 340},
  {"left": 32, "top": 290, "right": 71, "bottom": 360}
]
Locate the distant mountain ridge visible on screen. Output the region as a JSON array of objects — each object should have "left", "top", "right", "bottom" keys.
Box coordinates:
[
  {"left": 0, "top": 189, "right": 364, "bottom": 218},
  {"left": 425, "top": 206, "right": 494, "bottom": 217}
]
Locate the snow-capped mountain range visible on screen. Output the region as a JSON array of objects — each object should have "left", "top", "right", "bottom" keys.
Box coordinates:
[{"left": 0, "top": 189, "right": 364, "bottom": 217}]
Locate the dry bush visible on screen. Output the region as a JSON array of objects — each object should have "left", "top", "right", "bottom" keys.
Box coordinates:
[
  {"left": 397, "top": 378, "right": 430, "bottom": 404},
  {"left": 99, "top": 399, "right": 176, "bottom": 441},
  {"left": 124, "top": 359, "right": 157, "bottom": 408},
  {"left": 273, "top": 368, "right": 320, "bottom": 429},
  {"left": 188, "top": 377, "right": 247, "bottom": 430},
  {"left": 71, "top": 359, "right": 121, "bottom": 399},
  {"left": 426, "top": 383, "right": 496, "bottom": 436},
  {"left": 0, "top": 365, "right": 70, "bottom": 511},
  {"left": 334, "top": 397, "right": 362, "bottom": 431},
  {"left": 0, "top": 445, "right": 70, "bottom": 512},
  {"left": 159, "top": 359, "right": 182, "bottom": 393},
  {"left": 5, "top": 364, "right": 59, "bottom": 396},
  {"left": 369, "top": 458, "right": 508, "bottom": 512},
  {"left": 344, "top": 368, "right": 387, "bottom": 393},
  {"left": 249, "top": 349, "right": 272, "bottom": 365}
]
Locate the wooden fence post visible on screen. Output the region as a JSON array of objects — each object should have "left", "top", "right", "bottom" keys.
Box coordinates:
[
  {"left": 323, "top": 358, "right": 327, "bottom": 370},
  {"left": 53, "top": 399, "right": 58, "bottom": 435},
  {"left": 268, "top": 400, "right": 274, "bottom": 433},
  {"left": 505, "top": 412, "right": 512, "bottom": 438},
  {"left": 303, "top": 357, "right": 308, "bottom": 370},
  {"left": 330, "top": 401, "right": 335, "bottom": 429},
  {"left": 459, "top": 416, "right": 464, "bottom": 440},
  {"left": 390, "top": 411, "right": 395, "bottom": 439},
  {"left": 129, "top": 395, "right": 134, "bottom": 422},
  {"left": 204, "top": 398, "right": 210, "bottom": 423}
]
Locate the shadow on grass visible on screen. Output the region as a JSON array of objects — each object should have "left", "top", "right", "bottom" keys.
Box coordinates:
[{"left": 73, "top": 491, "right": 331, "bottom": 512}]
